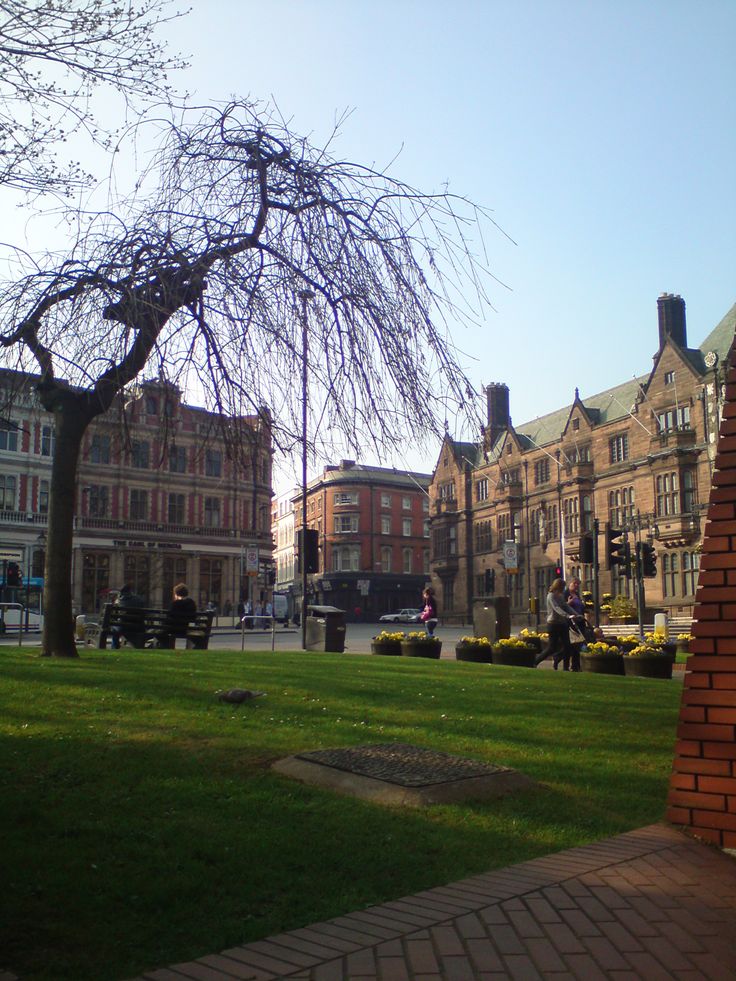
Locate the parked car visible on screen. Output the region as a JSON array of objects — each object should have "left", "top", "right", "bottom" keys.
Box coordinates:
[{"left": 379, "top": 608, "right": 422, "bottom": 623}]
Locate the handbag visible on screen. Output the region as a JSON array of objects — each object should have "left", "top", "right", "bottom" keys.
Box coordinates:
[
  {"left": 569, "top": 625, "right": 585, "bottom": 645},
  {"left": 419, "top": 606, "right": 432, "bottom": 622}
]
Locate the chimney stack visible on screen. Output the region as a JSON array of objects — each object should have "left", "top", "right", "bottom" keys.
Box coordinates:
[
  {"left": 657, "top": 293, "right": 687, "bottom": 350},
  {"left": 485, "top": 383, "right": 510, "bottom": 448}
]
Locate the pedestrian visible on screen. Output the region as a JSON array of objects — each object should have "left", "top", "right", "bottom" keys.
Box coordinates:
[
  {"left": 565, "top": 577, "right": 586, "bottom": 672},
  {"left": 419, "top": 586, "right": 438, "bottom": 637},
  {"left": 534, "top": 579, "right": 576, "bottom": 669}
]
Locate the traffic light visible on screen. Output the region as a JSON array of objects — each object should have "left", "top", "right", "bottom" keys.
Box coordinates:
[
  {"left": 554, "top": 560, "right": 563, "bottom": 577},
  {"left": 623, "top": 541, "right": 632, "bottom": 578},
  {"left": 267, "top": 569, "right": 276, "bottom": 586},
  {"left": 579, "top": 533, "right": 594, "bottom": 565},
  {"left": 606, "top": 526, "right": 626, "bottom": 570},
  {"left": 6, "top": 562, "right": 21, "bottom": 587},
  {"left": 298, "top": 528, "right": 319, "bottom": 573},
  {"left": 484, "top": 568, "right": 495, "bottom": 594},
  {"left": 640, "top": 542, "right": 657, "bottom": 578}
]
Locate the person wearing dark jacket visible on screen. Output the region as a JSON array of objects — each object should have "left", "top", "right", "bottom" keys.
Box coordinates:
[
  {"left": 110, "top": 583, "right": 145, "bottom": 648},
  {"left": 163, "top": 583, "right": 197, "bottom": 648},
  {"left": 534, "top": 579, "right": 576, "bottom": 668}
]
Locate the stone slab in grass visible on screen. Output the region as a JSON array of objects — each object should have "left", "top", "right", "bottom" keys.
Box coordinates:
[{"left": 272, "top": 742, "right": 536, "bottom": 807}]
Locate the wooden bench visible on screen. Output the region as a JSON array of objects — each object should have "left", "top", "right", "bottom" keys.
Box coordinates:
[{"left": 98, "top": 604, "right": 214, "bottom": 650}]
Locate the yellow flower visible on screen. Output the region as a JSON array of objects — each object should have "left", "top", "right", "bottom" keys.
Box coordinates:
[
  {"left": 375, "top": 630, "right": 405, "bottom": 642},
  {"left": 459, "top": 636, "right": 491, "bottom": 646},
  {"left": 585, "top": 642, "right": 619, "bottom": 656}
]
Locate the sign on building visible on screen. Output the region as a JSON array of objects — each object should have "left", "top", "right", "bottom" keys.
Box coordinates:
[
  {"left": 502, "top": 540, "right": 519, "bottom": 572},
  {"left": 245, "top": 546, "right": 259, "bottom": 574}
]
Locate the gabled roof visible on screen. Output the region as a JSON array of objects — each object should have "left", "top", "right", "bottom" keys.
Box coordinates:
[{"left": 697, "top": 301, "right": 736, "bottom": 367}]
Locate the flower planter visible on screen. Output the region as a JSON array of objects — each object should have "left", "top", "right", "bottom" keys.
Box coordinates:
[
  {"left": 491, "top": 645, "right": 537, "bottom": 668},
  {"left": 371, "top": 640, "right": 403, "bottom": 656},
  {"left": 580, "top": 652, "right": 625, "bottom": 675},
  {"left": 519, "top": 636, "right": 543, "bottom": 653},
  {"left": 400, "top": 639, "right": 442, "bottom": 659},
  {"left": 623, "top": 654, "right": 675, "bottom": 679},
  {"left": 455, "top": 643, "right": 493, "bottom": 663}
]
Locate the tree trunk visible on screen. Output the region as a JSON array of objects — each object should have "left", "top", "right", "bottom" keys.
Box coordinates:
[{"left": 41, "top": 402, "right": 90, "bottom": 657}]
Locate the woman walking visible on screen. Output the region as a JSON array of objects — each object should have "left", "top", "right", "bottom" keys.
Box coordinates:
[
  {"left": 534, "top": 578, "right": 576, "bottom": 669},
  {"left": 420, "top": 586, "right": 438, "bottom": 637}
]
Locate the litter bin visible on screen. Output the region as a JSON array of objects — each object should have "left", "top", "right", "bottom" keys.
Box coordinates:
[
  {"left": 472, "top": 596, "right": 511, "bottom": 643},
  {"left": 305, "top": 605, "right": 346, "bottom": 653}
]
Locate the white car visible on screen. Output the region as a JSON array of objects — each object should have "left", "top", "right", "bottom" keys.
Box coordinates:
[{"left": 379, "top": 608, "right": 422, "bottom": 623}]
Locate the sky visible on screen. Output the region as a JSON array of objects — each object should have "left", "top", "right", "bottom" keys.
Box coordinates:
[
  {"left": 167, "top": 0, "right": 735, "bottom": 484},
  {"left": 4, "top": 0, "right": 735, "bottom": 490}
]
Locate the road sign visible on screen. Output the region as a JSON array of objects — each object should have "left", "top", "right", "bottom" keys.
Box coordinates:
[{"left": 502, "top": 540, "right": 519, "bottom": 572}]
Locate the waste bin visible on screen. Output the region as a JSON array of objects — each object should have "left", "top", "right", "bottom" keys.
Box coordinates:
[
  {"left": 305, "top": 605, "right": 346, "bottom": 653},
  {"left": 472, "top": 596, "right": 511, "bottom": 643}
]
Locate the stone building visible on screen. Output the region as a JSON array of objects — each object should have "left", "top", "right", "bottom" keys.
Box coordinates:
[
  {"left": 429, "top": 295, "right": 736, "bottom": 624},
  {"left": 275, "top": 461, "right": 431, "bottom": 621},
  {"left": 0, "top": 371, "right": 273, "bottom": 617}
]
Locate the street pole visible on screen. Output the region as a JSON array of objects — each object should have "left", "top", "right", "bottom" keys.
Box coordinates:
[
  {"left": 592, "top": 517, "right": 600, "bottom": 627},
  {"left": 299, "top": 289, "right": 314, "bottom": 651}
]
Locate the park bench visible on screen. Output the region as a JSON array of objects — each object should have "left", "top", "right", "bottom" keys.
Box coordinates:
[{"left": 97, "top": 603, "right": 214, "bottom": 650}]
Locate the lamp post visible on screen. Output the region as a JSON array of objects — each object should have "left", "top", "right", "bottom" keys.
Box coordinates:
[{"left": 299, "top": 288, "right": 314, "bottom": 651}]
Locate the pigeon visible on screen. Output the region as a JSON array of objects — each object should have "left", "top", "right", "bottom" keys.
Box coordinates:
[{"left": 216, "top": 688, "right": 266, "bottom": 704}]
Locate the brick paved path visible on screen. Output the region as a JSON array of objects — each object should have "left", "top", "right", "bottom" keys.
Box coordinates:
[{"left": 130, "top": 824, "right": 736, "bottom": 980}]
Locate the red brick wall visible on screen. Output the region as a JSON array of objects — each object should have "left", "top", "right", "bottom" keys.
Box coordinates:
[{"left": 667, "top": 337, "right": 736, "bottom": 848}]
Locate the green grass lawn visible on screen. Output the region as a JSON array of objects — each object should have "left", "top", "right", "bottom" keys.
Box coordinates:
[{"left": 0, "top": 646, "right": 683, "bottom": 981}]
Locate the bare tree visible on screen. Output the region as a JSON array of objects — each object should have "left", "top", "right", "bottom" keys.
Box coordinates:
[
  {"left": 0, "top": 99, "right": 497, "bottom": 657},
  {"left": 0, "top": 0, "right": 186, "bottom": 194}
]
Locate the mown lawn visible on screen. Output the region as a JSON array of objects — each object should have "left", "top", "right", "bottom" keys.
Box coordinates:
[{"left": 0, "top": 646, "right": 683, "bottom": 981}]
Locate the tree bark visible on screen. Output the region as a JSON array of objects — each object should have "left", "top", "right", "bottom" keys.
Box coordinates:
[{"left": 40, "top": 398, "right": 91, "bottom": 657}]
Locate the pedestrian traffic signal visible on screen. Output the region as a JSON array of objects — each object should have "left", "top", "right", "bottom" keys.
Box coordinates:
[
  {"left": 606, "top": 526, "right": 626, "bottom": 569},
  {"left": 6, "top": 562, "right": 21, "bottom": 587},
  {"left": 640, "top": 542, "right": 657, "bottom": 577},
  {"left": 298, "top": 528, "right": 319, "bottom": 573},
  {"left": 579, "top": 533, "right": 594, "bottom": 565},
  {"left": 554, "top": 562, "right": 563, "bottom": 577},
  {"left": 484, "top": 568, "right": 495, "bottom": 594}
]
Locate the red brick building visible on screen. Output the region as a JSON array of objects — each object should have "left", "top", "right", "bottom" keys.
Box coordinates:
[
  {"left": 0, "top": 372, "right": 273, "bottom": 616},
  {"left": 429, "top": 295, "right": 736, "bottom": 624},
  {"left": 286, "top": 461, "right": 431, "bottom": 621}
]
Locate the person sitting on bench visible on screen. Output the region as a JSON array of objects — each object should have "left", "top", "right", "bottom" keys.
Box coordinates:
[
  {"left": 110, "top": 584, "right": 145, "bottom": 649},
  {"left": 163, "top": 583, "right": 197, "bottom": 648}
]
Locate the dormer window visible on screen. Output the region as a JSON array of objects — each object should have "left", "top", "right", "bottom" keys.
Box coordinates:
[
  {"left": 664, "top": 371, "right": 675, "bottom": 385},
  {"left": 572, "top": 419, "right": 580, "bottom": 431}
]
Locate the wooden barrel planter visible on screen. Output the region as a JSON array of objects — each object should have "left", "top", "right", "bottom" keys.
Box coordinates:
[
  {"left": 580, "top": 652, "right": 625, "bottom": 675},
  {"left": 371, "top": 639, "right": 403, "bottom": 656},
  {"left": 400, "top": 639, "right": 442, "bottom": 659},
  {"left": 455, "top": 643, "right": 492, "bottom": 663},
  {"left": 491, "top": 645, "right": 537, "bottom": 668},
  {"left": 623, "top": 654, "right": 675, "bottom": 679}
]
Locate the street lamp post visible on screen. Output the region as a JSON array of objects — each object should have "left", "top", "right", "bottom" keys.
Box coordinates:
[{"left": 299, "top": 288, "right": 314, "bottom": 651}]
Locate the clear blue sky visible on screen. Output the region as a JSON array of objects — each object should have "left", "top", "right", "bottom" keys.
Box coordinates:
[{"left": 166, "top": 0, "right": 735, "bottom": 480}]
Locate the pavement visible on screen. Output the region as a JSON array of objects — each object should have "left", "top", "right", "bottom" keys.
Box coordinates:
[{"left": 124, "top": 823, "right": 736, "bottom": 981}]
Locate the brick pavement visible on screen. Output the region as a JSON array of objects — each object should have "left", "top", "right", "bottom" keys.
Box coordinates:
[{"left": 128, "top": 823, "right": 736, "bottom": 980}]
